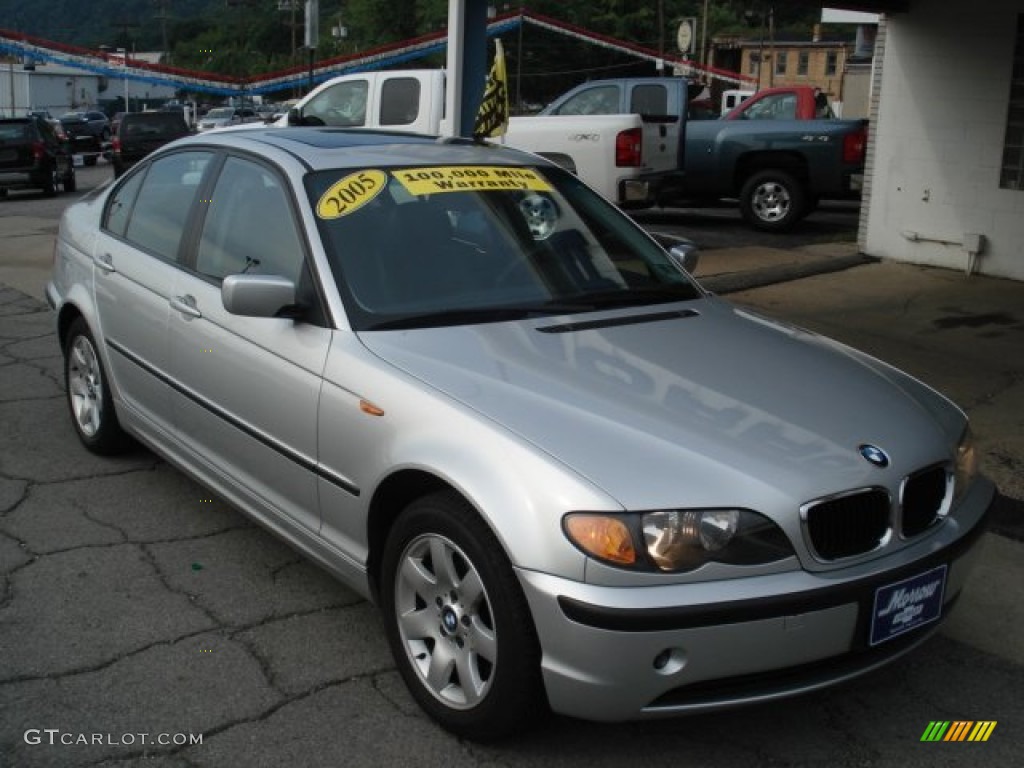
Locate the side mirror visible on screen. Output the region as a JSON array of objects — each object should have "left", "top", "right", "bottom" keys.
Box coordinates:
[
  {"left": 649, "top": 232, "right": 700, "bottom": 274},
  {"left": 222, "top": 274, "right": 297, "bottom": 318},
  {"left": 669, "top": 243, "right": 700, "bottom": 274}
]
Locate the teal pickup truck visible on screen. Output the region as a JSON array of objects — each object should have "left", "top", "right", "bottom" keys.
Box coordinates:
[{"left": 541, "top": 77, "right": 868, "bottom": 232}]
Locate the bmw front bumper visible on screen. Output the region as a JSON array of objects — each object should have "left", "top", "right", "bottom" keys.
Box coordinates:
[{"left": 516, "top": 477, "right": 995, "bottom": 722}]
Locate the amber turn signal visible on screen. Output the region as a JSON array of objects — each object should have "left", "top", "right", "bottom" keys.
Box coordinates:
[{"left": 564, "top": 514, "right": 637, "bottom": 566}]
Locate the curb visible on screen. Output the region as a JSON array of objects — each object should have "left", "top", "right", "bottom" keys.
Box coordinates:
[{"left": 702, "top": 252, "right": 877, "bottom": 295}]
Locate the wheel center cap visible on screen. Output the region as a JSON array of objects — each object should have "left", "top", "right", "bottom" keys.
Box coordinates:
[{"left": 440, "top": 606, "right": 459, "bottom": 635}]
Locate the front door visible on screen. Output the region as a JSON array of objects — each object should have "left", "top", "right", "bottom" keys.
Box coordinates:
[{"left": 167, "top": 154, "right": 331, "bottom": 533}]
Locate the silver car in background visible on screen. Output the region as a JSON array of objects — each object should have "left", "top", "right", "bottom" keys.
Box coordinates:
[
  {"left": 196, "top": 105, "right": 262, "bottom": 132},
  {"left": 47, "top": 128, "right": 994, "bottom": 740}
]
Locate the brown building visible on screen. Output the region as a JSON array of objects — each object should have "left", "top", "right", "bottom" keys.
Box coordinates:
[{"left": 709, "top": 36, "right": 871, "bottom": 118}]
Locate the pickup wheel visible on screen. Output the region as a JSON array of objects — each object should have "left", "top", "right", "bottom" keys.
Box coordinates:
[{"left": 739, "top": 170, "right": 806, "bottom": 232}]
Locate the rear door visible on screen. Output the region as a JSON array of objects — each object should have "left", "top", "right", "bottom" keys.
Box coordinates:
[
  {"left": 627, "top": 81, "right": 684, "bottom": 174},
  {"left": 93, "top": 150, "right": 216, "bottom": 435}
]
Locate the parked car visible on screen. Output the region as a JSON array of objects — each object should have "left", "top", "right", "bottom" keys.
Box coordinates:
[
  {"left": 110, "top": 111, "right": 192, "bottom": 177},
  {"left": 109, "top": 111, "right": 127, "bottom": 136},
  {"left": 196, "top": 106, "right": 261, "bottom": 132},
  {"left": 0, "top": 115, "right": 76, "bottom": 197},
  {"left": 47, "top": 128, "right": 993, "bottom": 740},
  {"left": 58, "top": 110, "right": 111, "bottom": 164}
]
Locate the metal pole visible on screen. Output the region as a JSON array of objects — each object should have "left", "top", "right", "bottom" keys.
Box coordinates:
[
  {"left": 8, "top": 59, "right": 15, "bottom": 117},
  {"left": 516, "top": 6, "right": 524, "bottom": 111},
  {"left": 122, "top": 49, "right": 129, "bottom": 112},
  {"left": 701, "top": 0, "right": 709, "bottom": 68},
  {"left": 657, "top": 0, "right": 664, "bottom": 59}
]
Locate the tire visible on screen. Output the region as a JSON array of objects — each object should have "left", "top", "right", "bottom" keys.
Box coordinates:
[
  {"left": 63, "top": 318, "right": 131, "bottom": 455},
  {"left": 41, "top": 164, "right": 59, "bottom": 197},
  {"left": 63, "top": 168, "right": 77, "bottom": 193},
  {"left": 84, "top": 155, "right": 98, "bottom": 167},
  {"left": 380, "top": 491, "right": 544, "bottom": 740},
  {"left": 739, "top": 169, "right": 806, "bottom": 232}
]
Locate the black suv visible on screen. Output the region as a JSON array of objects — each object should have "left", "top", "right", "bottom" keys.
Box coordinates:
[
  {"left": 58, "top": 111, "right": 111, "bottom": 165},
  {"left": 111, "top": 111, "right": 192, "bottom": 177},
  {"left": 0, "top": 116, "right": 76, "bottom": 198}
]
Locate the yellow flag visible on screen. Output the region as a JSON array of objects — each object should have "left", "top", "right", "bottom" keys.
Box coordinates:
[{"left": 474, "top": 39, "right": 509, "bottom": 139}]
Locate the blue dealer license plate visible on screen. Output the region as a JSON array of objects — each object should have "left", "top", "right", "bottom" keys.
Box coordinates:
[{"left": 869, "top": 564, "right": 947, "bottom": 646}]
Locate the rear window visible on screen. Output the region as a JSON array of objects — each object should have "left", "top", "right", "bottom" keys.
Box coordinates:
[
  {"left": 121, "top": 113, "right": 189, "bottom": 137},
  {"left": 0, "top": 122, "right": 32, "bottom": 141}
]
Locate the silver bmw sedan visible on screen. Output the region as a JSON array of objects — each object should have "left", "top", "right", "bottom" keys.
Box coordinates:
[{"left": 47, "top": 127, "right": 993, "bottom": 740}]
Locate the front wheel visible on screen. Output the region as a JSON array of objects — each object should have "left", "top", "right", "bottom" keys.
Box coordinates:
[
  {"left": 380, "top": 491, "right": 544, "bottom": 740},
  {"left": 739, "top": 169, "right": 806, "bottom": 232},
  {"left": 63, "top": 318, "right": 131, "bottom": 454}
]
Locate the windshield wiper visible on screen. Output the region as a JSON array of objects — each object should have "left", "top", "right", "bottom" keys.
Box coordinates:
[
  {"left": 558, "top": 286, "right": 698, "bottom": 309},
  {"left": 363, "top": 302, "right": 586, "bottom": 331}
]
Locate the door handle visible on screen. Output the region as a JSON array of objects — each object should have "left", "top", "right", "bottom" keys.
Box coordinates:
[
  {"left": 170, "top": 294, "right": 202, "bottom": 319},
  {"left": 94, "top": 252, "right": 115, "bottom": 274}
]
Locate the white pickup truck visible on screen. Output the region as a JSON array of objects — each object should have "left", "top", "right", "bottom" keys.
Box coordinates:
[{"left": 269, "top": 69, "right": 683, "bottom": 207}]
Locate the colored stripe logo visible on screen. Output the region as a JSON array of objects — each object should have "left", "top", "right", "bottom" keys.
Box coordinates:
[{"left": 921, "top": 721, "right": 997, "bottom": 742}]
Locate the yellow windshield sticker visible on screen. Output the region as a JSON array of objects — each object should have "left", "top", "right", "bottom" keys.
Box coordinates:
[
  {"left": 316, "top": 170, "right": 387, "bottom": 219},
  {"left": 393, "top": 166, "right": 551, "bottom": 196}
]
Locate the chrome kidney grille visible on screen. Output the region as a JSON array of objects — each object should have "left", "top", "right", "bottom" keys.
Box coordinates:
[
  {"left": 804, "top": 488, "right": 891, "bottom": 560},
  {"left": 802, "top": 465, "right": 950, "bottom": 561},
  {"left": 900, "top": 464, "right": 949, "bottom": 537}
]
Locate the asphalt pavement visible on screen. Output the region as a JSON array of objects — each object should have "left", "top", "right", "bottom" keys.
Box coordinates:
[{"left": 1, "top": 178, "right": 1023, "bottom": 766}]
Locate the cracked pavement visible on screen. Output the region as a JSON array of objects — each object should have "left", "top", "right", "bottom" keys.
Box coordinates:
[{"left": 2, "top": 255, "right": 1024, "bottom": 767}]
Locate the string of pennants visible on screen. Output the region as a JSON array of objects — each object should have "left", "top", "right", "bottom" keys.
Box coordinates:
[{"left": 0, "top": 9, "right": 754, "bottom": 99}]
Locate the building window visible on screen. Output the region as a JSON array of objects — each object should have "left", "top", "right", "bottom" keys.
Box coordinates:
[
  {"left": 748, "top": 54, "right": 759, "bottom": 75},
  {"left": 798, "top": 51, "right": 809, "bottom": 76},
  {"left": 775, "top": 51, "right": 787, "bottom": 76},
  {"left": 826, "top": 51, "right": 838, "bottom": 76},
  {"left": 1001, "top": 14, "right": 1024, "bottom": 189}
]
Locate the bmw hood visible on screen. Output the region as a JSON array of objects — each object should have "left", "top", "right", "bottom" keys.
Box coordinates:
[{"left": 359, "top": 298, "right": 963, "bottom": 512}]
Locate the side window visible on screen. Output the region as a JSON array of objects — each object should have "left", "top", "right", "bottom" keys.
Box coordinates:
[
  {"left": 304, "top": 80, "right": 368, "bottom": 127},
  {"left": 380, "top": 77, "right": 421, "bottom": 125},
  {"left": 630, "top": 85, "right": 668, "bottom": 117},
  {"left": 122, "top": 152, "right": 212, "bottom": 261},
  {"left": 744, "top": 94, "right": 797, "bottom": 120},
  {"left": 103, "top": 171, "right": 145, "bottom": 237},
  {"left": 196, "top": 156, "right": 305, "bottom": 283},
  {"left": 554, "top": 85, "right": 620, "bottom": 116}
]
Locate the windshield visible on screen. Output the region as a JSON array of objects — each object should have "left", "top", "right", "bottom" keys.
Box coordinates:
[
  {"left": 205, "top": 108, "right": 234, "bottom": 119},
  {"left": 306, "top": 164, "right": 702, "bottom": 331}
]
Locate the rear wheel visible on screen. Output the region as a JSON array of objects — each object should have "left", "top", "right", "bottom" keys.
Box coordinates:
[
  {"left": 380, "top": 491, "right": 544, "bottom": 740},
  {"left": 63, "top": 167, "right": 77, "bottom": 193},
  {"left": 84, "top": 155, "right": 98, "bottom": 167},
  {"left": 63, "top": 318, "right": 131, "bottom": 454},
  {"left": 41, "top": 165, "right": 59, "bottom": 197},
  {"left": 739, "top": 169, "right": 806, "bottom": 232}
]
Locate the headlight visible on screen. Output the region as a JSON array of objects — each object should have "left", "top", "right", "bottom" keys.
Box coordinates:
[
  {"left": 563, "top": 509, "right": 792, "bottom": 573},
  {"left": 954, "top": 425, "right": 979, "bottom": 502}
]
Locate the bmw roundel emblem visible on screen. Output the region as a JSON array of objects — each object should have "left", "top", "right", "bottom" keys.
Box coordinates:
[{"left": 858, "top": 444, "right": 890, "bottom": 468}]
